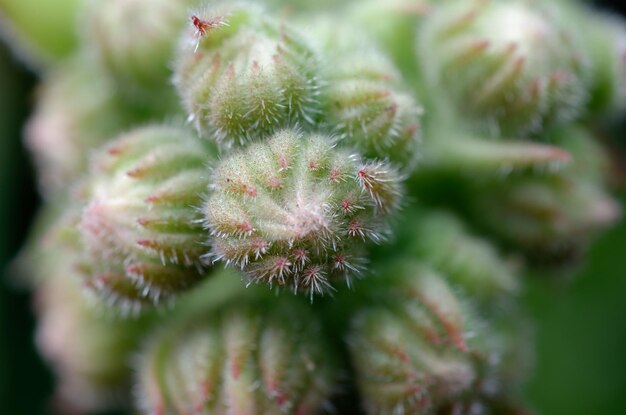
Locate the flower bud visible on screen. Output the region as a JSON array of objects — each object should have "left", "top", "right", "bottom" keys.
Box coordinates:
[
  {"left": 136, "top": 298, "right": 337, "bottom": 415},
  {"left": 468, "top": 126, "right": 620, "bottom": 265},
  {"left": 174, "top": 3, "right": 322, "bottom": 147},
  {"left": 25, "top": 211, "right": 155, "bottom": 411},
  {"left": 204, "top": 130, "right": 403, "bottom": 298},
  {"left": 84, "top": 0, "right": 196, "bottom": 107},
  {"left": 349, "top": 261, "right": 527, "bottom": 414},
  {"left": 79, "top": 125, "right": 217, "bottom": 309},
  {"left": 419, "top": 0, "right": 590, "bottom": 135},
  {"left": 314, "top": 20, "right": 423, "bottom": 169},
  {"left": 405, "top": 210, "right": 519, "bottom": 301},
  {"left": 24, "top": 59, "right": 134, "bottom": 197}
]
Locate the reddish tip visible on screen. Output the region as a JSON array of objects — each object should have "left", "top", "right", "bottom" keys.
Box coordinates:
[{"left": 191, "top": 15, "right": 225, "bottom": 37}]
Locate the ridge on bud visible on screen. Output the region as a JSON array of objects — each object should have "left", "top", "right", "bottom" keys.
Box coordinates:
[
  {"left": 203, "top": 130, "right": 403, "bottom": 299},
  {"left": 79, "top": 125, "right": 217, "bottom": 309},
  {"left": 419, "top": 0, "right": 590, "bottom": 136},
  {"left": 136, "top": 297, "right": 337, "bottom": 415},
  {"left": 174, "top": 3, "right": 322, "bottom": 147}
]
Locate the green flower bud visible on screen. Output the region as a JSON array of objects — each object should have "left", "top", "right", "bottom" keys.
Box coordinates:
[
  {"left": 349, "top": 262, "right": 526, "bottom": 414},
  {"left": 24, "top": 58, "right": 133, "bottom": 197},
  {"left": 79, "top": 125, "right": 217, "bottom": 309},
  {"left": 404, "top": 210, "right": 519, "bottom": 302},
  {"left": 204, "top": 130, "right": 403, "bottom": 298},
  {"left": 25, "top": 211, "right": 155, "bottom": 411},
  {"left": 468, "top": 126, "right": 620, "bottom": 265},
  {"left": 174, "top": 3, "right": 322, "bottom": 147},
  {"left": 136, "top": 298, "right": 337, "bottom": 415},
  {"left": 84, "top": 0, "right": 195, "bottom": 107},
  {"left": 419, "top": 0, "right": 590, "bottom": 135},
  {"left": 314, "top": 20, "right": 423, "bottom": 169}
]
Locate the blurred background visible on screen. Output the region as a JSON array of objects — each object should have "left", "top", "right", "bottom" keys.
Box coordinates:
[{"left": 1, "top": 1, "right": 626, "bottom": 414}]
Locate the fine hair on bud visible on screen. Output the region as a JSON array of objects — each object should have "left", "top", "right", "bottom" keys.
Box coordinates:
[
  {"left": 203, "top": 129, "right": 403, "bottom": 299},
  {"left": 78, "top": 125, "right": 218, "bottom": 310}
]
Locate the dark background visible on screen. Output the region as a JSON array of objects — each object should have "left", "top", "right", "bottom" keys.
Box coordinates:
[{"left": 2, "top": 1, "right": 626, "bottom": 414}]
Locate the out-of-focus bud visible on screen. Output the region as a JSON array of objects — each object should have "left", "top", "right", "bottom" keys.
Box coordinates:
[
  {"left": 349, "top": 261, "right": 528, "bottom": 414},
  {"left": 204, "top": 130, "right": 403, "bottom": 298},
  {"left": 174, "top": 3, "right": 322, "bottom": 147},
  {"left": 136, "top": 297, "right": 337, "bottom": 415},
  {"left": 405, "top": 210, "right": 519, "bottom": 302},
  {"left": 418, "top": 0, "right": 590, "bottom": 136},
  {"left": 84, "top": 0, "right": 198, "bottom": 109},
  {"left": 24, "top": 58, "right": 134, "bottom": 197},
  {"left": 79, "top": 125, "right": 217, "bottom": 310},
  {"left": 24, "top": 209, "right": 156, "bottom": 412},
  {"left": 468, "top": 126, "right": 620, "bottom": 265},
  {"left": 314, "top": 20, "right": 423, "bottom": 170}
]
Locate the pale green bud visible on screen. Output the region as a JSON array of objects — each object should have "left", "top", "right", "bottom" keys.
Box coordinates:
[
  {"left": 314, "top": 20, "right": 423, "bottom": 169},
  {"left": 79, "top": 125, "right": 217, "bottom": 309},
  {"left": 350, "top": 262, "right": 524, "bottom": 415},
  {"left": 204, "top": 130, "right": 403, "bottom": 298},
  {"left": 84, "top": 0, "right": 197, "bottom": 107},
  {"left": 404, "top": 210, "right": 519, "bottom": 302},
  {"left": 468, "top": 126, "right": 620, "bottom": 265},
  {"left": 419, "top": 0, "right": 590, "bottom": 135},
  {"left": 23, "top": 209, "right": 155, "bottom": 411},
  {"left": 24, "top": 58, "right": 134, "bottom": 197},
  {"left": 174, "top": 3, "right": 322, "bottom": 147},
  {"left": 136, "top": 298, "right": 337, "bottom": 415}
]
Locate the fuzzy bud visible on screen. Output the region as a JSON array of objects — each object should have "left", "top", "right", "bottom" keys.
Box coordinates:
[
  {"left": 315, "top": 21, "right": 423, "bottom": 169},
  {"left": 79, "top": 125, "right": 217, "bottom": 309},
  {"left": 136, "top": 298, "right": 337, "bottom": 415},
  {"left": 24, "top": 59, "right": 134, "bottom": 197},
  {"left": 419, "top": 0, "right": 590, "bottom": 135},
  {"left": 204, "top": 130, "right": 403, "bottom": 298},
  {"left": 84, "top": 0, "right": 195, "bottom": 106},
  {"left": 174, "top": 3, "right": 322, "bottom": 147},
  {"left": 468, "top": 126, "right": 620, "bottom": 265},
  {"left": 24, "top": 211, "right": 155, "bottom": 411},
  {"left": 405, "top": 210, "right": 519, "bottom": 302},
  {"left": 349, "top": 261, "right": 526, "bottom": 414}
]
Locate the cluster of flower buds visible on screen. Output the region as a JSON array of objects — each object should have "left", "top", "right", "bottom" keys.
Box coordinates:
[{"left": 7, "top": 0, "right": 626, "bottom": 412}]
